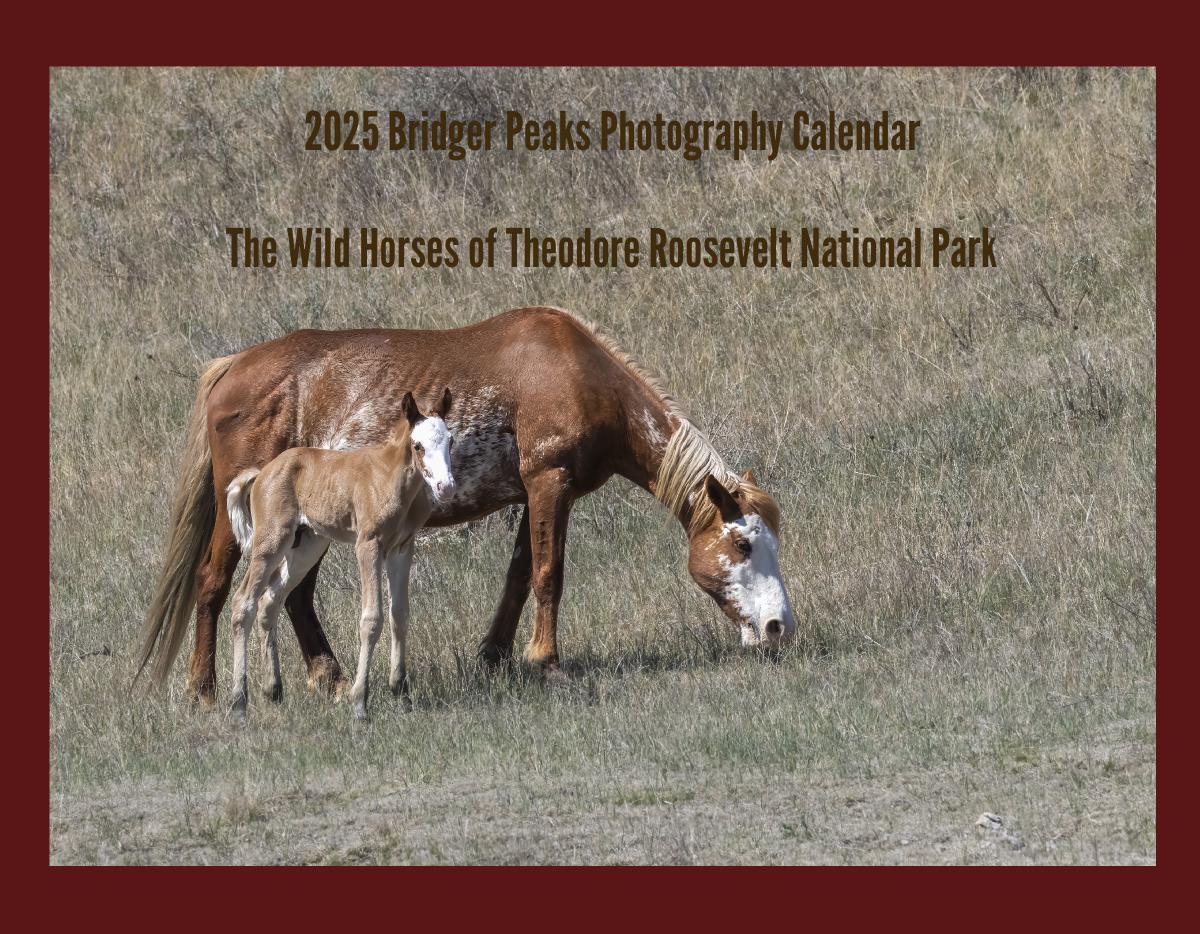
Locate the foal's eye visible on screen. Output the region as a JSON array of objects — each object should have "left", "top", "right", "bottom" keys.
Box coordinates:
[
  {"left": 735, "top": 539, "right": 752, "bottom": 557},
  {"left": 414, "top": 442, "right": 424, "bottom": 453}
]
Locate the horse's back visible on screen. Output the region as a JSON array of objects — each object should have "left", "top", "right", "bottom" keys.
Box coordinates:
[{"left": 205, "top": 306, "right": 625, "bottom": 497}]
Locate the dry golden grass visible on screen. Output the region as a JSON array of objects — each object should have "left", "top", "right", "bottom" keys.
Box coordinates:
[{"left": 50, "top": 67, "right": 1155, "bottom": 864}]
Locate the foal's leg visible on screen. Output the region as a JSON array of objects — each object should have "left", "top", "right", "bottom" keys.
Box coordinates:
[
  {"left": 229, "top": 551, "right": 277, "bottom": 717},
  {"left": 479, "top": 506, "right": 532, "bottom": 665},
  {"left": 386, "top": 539, "right": 416, "bottom": 703},
  {"left": 260, "top": 533, "right": 330, "bottom": 702},
  {"left": 348, "top": 537, "right": 386, "bottom": 721},
  {"left": 521, "top": 470, "right": 575, "bottom": 677},
  {"left": 256, "top": 567, "right": 290, "bottom": 705}
]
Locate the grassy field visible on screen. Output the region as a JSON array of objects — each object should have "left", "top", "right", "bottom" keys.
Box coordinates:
[{"left": 49, "top": 67, "right": 1156, "bottom": 864}]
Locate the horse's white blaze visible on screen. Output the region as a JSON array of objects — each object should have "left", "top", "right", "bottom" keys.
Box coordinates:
[
  {"left": 411, "top": 415, "right": 455, "bottom": 502},
  {"left": 717, "top": 515, "right": 796, "bottom": 646}
]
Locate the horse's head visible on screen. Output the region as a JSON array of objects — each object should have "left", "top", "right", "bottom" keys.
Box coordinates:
[
  {"left": 401, "top": 388, "right": 456, "bottom": 504},
  {"left": 686, "top": 470, "right": 796, "bottom": 648}
]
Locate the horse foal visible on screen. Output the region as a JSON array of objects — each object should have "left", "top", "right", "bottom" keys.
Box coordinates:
[{"left": 224, "top": 389, "right": 455, "bottom": 721}]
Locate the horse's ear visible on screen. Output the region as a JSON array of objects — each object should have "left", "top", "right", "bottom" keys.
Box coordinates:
[
  {"left": 401, "top": 391, "right": 421, "bottom": 426},
  {"left": 437, "top": 387, "right": 452, "bottom": 418},
  {"left": 704, "top": 474, "right": 742, "bottom": 524},
  {"left": 742, "top": 468, "right": 759, "bottom": 486}
]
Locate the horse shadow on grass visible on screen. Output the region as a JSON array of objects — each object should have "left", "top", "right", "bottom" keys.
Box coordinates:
[{"left": 401, "top": 621, "right": 838, "bottom": 713}]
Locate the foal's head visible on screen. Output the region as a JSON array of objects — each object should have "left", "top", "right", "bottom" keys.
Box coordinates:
[
  {"left": 401, "top": 388, "right": 456, "bottom": 504},
  {"left": 686, "top": 471, "right": 796, "bottom": 648}
]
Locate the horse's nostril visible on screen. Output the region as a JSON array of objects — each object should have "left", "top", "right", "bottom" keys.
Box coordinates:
[{"left": 765, "top": 619, "right": 783, "bottom": 637}]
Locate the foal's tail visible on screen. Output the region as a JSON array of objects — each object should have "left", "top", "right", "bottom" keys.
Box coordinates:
[
  {"left": 134, "top": 354, "right": 237, "bottom": 685},
  {"left": 225, "top": 469, "right": 260, "bottom": 554}
]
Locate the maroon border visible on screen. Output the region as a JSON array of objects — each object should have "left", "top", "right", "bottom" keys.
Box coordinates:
[{"left": 30, "top": 2, "right": 1171, "bottom": 922}]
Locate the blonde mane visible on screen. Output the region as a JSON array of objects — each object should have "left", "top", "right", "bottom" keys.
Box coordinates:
[
  {"left": 656, "top": 419, "right": 780, "bottom": 537},
  {"left": 549, "top": 307, "right": 780, "bottom": 538}
]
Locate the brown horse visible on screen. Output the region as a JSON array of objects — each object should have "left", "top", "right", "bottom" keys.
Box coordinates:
[{"left": 136, "top": 306, "right": 796, "bottom": 702}]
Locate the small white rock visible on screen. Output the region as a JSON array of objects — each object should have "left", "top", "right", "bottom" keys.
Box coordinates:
[{"left": 975, "top": 812, "right": 1003, "bottom": 830}]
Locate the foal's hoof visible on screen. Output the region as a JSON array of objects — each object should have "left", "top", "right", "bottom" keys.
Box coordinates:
[
  {"left": 228, "top": 699, "right": 248, "bottom": 724},
  {"left": 351, "top": 703, "right": 369, "bottom": 722},
  {"left": 390, "top": 683, "right": 413, "bottom": 711},
  {"left": 262, "top": 684, "right": 283, "bottom": 704}
]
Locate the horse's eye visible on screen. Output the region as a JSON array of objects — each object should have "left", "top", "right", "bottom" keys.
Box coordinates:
[
  {"left": 735, "top": 539, "right": 752, "bottom": 557},
  {"left": 414, "top": 442, "right": 424, "bottom": 453}
]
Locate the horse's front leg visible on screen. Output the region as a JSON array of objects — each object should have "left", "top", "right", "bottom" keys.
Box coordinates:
[
  {"left": 479, "top": 506, "right": 532, "bottom": 664},
  {"left": 386, "top": 539, "right": 415, "bottom": 704},
  {"left": 348, "top": 537, "right": 386, "bottom": 721},
  {"left": 521, "top": 469, "right": 574, "bottom": 678}
]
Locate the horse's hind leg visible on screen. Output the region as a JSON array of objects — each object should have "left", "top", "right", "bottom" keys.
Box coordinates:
[
  {"left": 190, "top": 509, "right": 241, "bottom": 706},
  {"left": 285, "top": 556, "right": 347, "bottom": 696},
  {"left": 479, "top": 506, "right": 532, "bottom": 665}
]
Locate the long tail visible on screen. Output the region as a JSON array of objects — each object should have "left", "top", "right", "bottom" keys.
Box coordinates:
[
  {"left": 134, "top": 354, "right": 237, "bottom": 685},
  {"left": 225, "top": 469, "right": 260, "bottom": 554}
]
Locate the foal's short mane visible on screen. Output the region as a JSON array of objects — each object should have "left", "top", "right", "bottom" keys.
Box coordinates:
[{"left": 549, "top": 307, "right": 780, "bottom": 538}]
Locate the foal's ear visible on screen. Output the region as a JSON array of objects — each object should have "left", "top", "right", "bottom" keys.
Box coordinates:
[
  {"left": 704, "top": 474, "right": 742, "bottom": 524},
  {"left": 436, "top": 387, "right": 453, "bottom": 419},
  {"left": 401, "top": 391, "right": 421, "bottom": 426},
  {"left": 742, "top": 468, "right": 759, "bottom": 486}
]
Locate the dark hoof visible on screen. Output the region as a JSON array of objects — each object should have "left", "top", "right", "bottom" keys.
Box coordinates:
[
  {"left": 390, "top": 683, "right": 413, "bottom": 711},
  {"left": 263, "top": 683, "right": 284, "bottom": 704},
  {"left": 479, "top": 643, "right": 513, "bottom": 667}
]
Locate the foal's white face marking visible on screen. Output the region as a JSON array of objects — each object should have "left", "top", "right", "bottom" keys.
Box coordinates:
[
  {"left": 411, "top": 415, "right": 456, "bottom": 503},
  {"left": 717, "top": 514, "right": 796, "bottom": 647}
]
